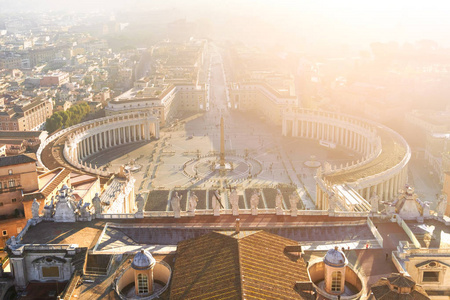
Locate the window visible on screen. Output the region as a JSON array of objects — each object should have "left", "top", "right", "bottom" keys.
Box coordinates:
[
  {"left": 2, "top": 230, "right": 7, "bottom": 236},
  {"left": 8, "top": 169, "right": 12, "bottom": 175},
  {"left": 423, "top": 271, "right": 440, "bottom": 283},
  {"left": 137, "top": 274, "right": 149, "bottom": 294},
  {"left": 0, "top": 182, "right": 2, "bottom": 189},
  {"left": 42, "top": 266, "right": 60, "bottom": 278},
  {"left": 331, "top": 271, "right": 342, "bottom": 292},
  {"left": 8, "top": 179, "right": 15, "bottom": 188},
  {"left": 12, "top": 198, "right": 16, "bottom": 203},
  {"left": 0, "top": 202, "right": 3, "bottom": 207}
]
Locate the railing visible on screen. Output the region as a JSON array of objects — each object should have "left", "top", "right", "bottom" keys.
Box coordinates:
[
  {"left": 367, "top": 217, "right": 384, "bottom": 248},
  {"left": 97, "top": 214, "right": 137, "bottom": 219},
  {"left": 0, "top": 185, "right": 23, "bottom": 194},
  {"left": 398, "top": 217, "right": 421, "bottom": 248},
  {"left": 90, "top": 209, "right": 370, "bottom": 219},
  {"left": 391, "top": 251, "right": 407, "bottom": 273}
]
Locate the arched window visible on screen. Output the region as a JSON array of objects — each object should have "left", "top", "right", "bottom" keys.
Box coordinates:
[
  {"left": 331, "top": 271, "right": 342, "bottom": 292},
  {"left": 137, "top": 273, "right": 149, "bottom": 294}
]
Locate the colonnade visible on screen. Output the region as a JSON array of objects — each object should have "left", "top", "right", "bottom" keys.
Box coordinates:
[
  {"left": 316, "top": 166, "right": 409, "bottom": 210},
  {"left": 59, "top": 112, "right": 159, "bottom": 176},
  {"left": 282, "top": 108, "right": 411, "bottom": 211},
  {"left": 282, "top": 108, "right": 380, "bottom": 158},
  {"left": 75, "top": 122, "right": 153, "bottom": 160}
]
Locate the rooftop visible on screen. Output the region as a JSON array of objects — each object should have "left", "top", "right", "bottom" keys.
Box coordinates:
[
  {"left": 370, "top": 274, "right": 429, "bottom": 300},
  {"left": 0, "top": 153, "right": 36, "bottom": 168},
  {"left": 406, "top": 219, "right": 450, "bottom": 249},
  {"left": 170, "top": 230, "right": 311, "bottom": 300},
  {"left": 19, "top": 215, "right": 369, "bottom": 250}
]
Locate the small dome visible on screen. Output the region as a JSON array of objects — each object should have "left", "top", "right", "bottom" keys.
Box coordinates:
[
  {"left": 132, "top": 249, "right": 156, "bottom": 270},
  {"left": 324, "top": 247, "right": 347, "bottom": 267}
]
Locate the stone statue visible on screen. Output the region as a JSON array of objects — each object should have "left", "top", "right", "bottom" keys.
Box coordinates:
[
  {"left": 188, "top": 192, "right": 198, "bottom": 213},
  {"left": 54, "top": 186, "right": 77, "bottom": 222},
  {"left": 289, "top": 191, "right": 299, "bottom": 217},
  {"left": 370, "top": 192, "right": 379, "bottom": 213},
  {"left": 10, "top": 236, "right": 16, "bottom": 246},
  {"left": 76, "top": 199, "right": 83, "bottom": 210},
  {"left": 92, "top": 193, "right": 102, "bottom": 214},
  {"left": 80, "top": 203, "right": 91, "bottom": 219},
  {"left": 44, "top": 196, "right": 54, "bottom": 219},
  {"left": 250, "top": 190, "right": 259, "bottom": 215},
  {"left": 171, "top": 192, "right": 182, "bottom": 218},
  {"left": 422, "top": 201, "right": 430, "bottom": 218},
  {"left": 32, "top": 198, "right": 40, "bottom": 219},
  {"left": 135, "top": 194, "right": 145, "bottom": 213},
  {"left": 328, "top": 192, "right": 336, "bottom": 212},
  {"left": 230, "top": 188, "right": 239, "bottom": 216},
  {"left": 437, "top": 194, "right": 447, "bottom": 218},
  {"left": 212, "top": 190, "right": 221, "bottom": 216},
  {"left": 275, "top": 189, "right": 283, "bottom": 215}
]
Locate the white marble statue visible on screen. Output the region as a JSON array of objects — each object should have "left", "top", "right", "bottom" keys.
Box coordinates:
[
  {"left": 250, "top": 190, "right": 259, "bottom": 215},
  {"left": 171, "top": 192, "right": 182, "bottom": 218},
  {"left": 92, "top": 193, "right": 102, "bottom": 214},
  {"left": 188, "top": 192, "right": 198, "bottom": 214},
  {"left": 135, "top": 194, "right": 145, "bottom": 213},
  {"left": 31, "top": 198, "right": 40, "bottom": 219},
  {"left": 275, "top": 189, "right": 283, "bottom": 215},
  {"left": 437, "top": 194, "right": 448, "bottom": 218},
  {"left": 230, "top": 188, "right": 239, "bottom": 216},
  {"left": 212, "top": 190, "right": 221, "bottom": 216},
  {"left": 370, "top": 192, "right": 379, "bottom": 213},
  {"left": 289, "top": 191, "right": 299, "bottom": 217}
]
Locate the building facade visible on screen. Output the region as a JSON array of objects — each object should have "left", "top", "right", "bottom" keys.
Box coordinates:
[{"left": 0, "top": 98, "right": 53, "bottom": 131}]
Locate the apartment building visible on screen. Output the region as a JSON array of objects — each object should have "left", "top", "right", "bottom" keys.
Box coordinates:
[{"left": 0, "top": 98, "right": 53, "bottom": 131}]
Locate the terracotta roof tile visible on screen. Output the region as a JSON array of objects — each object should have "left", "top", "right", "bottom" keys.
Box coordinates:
[{"left": 170, "top": 231, "right": 310, "bottom": 300}]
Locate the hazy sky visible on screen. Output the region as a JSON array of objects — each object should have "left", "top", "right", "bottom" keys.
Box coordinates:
[{"left": 2, "top": 0, "right": 450, "bottom": 48}]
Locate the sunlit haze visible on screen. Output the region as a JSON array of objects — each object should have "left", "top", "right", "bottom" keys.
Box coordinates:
[{"left": 0, "top": 1, "right": 450, "bottom": 299}]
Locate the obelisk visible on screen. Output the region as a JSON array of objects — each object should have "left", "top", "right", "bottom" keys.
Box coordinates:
[{"left": 220, "top": 116, "right": 225, "bottom": 167}]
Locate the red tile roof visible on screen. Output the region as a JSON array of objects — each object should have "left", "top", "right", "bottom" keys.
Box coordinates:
[{"left": 170, "top": 230, "right": 311, "bottom": 300}]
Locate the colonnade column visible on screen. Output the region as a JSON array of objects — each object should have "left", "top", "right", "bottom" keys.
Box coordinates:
[
  {"left": 138, "top": 124, "right": 142, "bottom": 141},
  {"left": 94, "top": 134, "right": 98, "bottom": 153},
  {"left": 83, "top": 138, "right": 87, "bottom": 157}
]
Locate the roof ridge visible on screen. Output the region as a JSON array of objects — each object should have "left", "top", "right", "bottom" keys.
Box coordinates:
[{"left": 236, "top": 237, "right": 244, "bottom": 300}]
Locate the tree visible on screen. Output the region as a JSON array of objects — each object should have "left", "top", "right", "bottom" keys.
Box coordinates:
[{"left": 45, "top": 103, "right": 91, "bottom": 133}]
